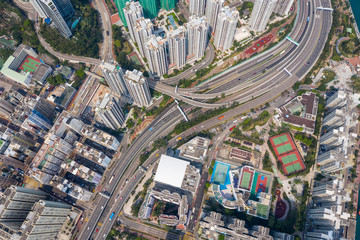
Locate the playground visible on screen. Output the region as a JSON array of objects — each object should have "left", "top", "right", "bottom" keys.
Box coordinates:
[
  {"left": 275, "top": 190, "right": 288, "bottom": 219},
  {"left": 270, "top": 133, "right": 306, "bottom": 175},
  {"left": 18, "top": 55, "right": 40, "bottom": 73},
  {"left": 245, "top": 34, "right": 274, "bottom": 56}
]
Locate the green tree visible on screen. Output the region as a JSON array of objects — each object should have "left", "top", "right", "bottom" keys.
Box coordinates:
[{"left": 47, "top": 74, "right": 66, "bottom": 86}]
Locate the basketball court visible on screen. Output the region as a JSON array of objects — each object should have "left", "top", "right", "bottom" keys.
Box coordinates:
[
  {"left": 18, "top": 55, "right": 40, "bottom": 73},
  {"left": 250, "top": 172, "right": 271, "bottom": 198}
]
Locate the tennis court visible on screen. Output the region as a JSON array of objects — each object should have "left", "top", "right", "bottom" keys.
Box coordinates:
[
  {"left": 281, "top": 153, "right": 298, "bottom": 164},
  {"left": 272, "top": 134, "right": 290, "bottom": 145},
  {"left": 285, "top": 162, "right": 303, "bottom": 175},
  {"left": 211, "top": 161, "right": 230, "bottom": 186},
  {"left": 276, "top": 143, "right": 293, "bottom": 154}
]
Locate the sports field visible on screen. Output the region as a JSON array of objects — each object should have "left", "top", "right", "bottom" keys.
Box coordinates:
[
  {"left": 18, "top": 56, "right": 40, "bottom": 73},
  {"left": 239, "top": 169, "right": 253, "bottom": 190},
  {"left": 270, "top": 133, "right": 306, "bottom": 175},
  {"left": 250, "top": 171, "right": 271, "bottom": 198},
  {"left": 211, "top": 161, "right": 230, "bottom": 186}
]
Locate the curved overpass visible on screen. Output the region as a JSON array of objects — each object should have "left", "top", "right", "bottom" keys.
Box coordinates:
[
  {"left": 78, "top": 1, "right": 333, "bottom": 239},
  {"left": 151, "top": 0, "right": 332, "bottom": 107}
]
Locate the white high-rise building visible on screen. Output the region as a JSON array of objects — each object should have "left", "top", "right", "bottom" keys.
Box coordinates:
[
  {"left": 274, "top": 0, "right": 294, "bottom": 16},
  {"left": 214, "top": 7, "right": 238, "bottom": 51},
  {"left": 124, "top": 69, "right": 152, "bottom": 107},
  {"left": 100, "top": 63, "right": 128, "bottom": 96},
  {"left": 134, "top": 17, "right": 154, "bottom": 57},
  {"left": 144, "top": 35, "right": 168, "bottom": 76},
  {"left": 189, "top": 0, "right": 206, "bottom": 16},
  {"left": 167, "top": 27, "right": 187, "bottom": 69},
  {"left": 186, "top": 16, "right": 209, "bottom": 61},
  {"left": 205, "top": 0, "right": 224, "bottom": 33},
  {"left": 123, "top": 1, "right": 144, "bottom": 42},
  {"left": 249, "top": 0, "right": 278, "bottom": 32},
  {"left": 97, "top": 93, "right": 125, "bottom": 130},
  {"left": 30, "top": 0, "right": 74, "bottom": 38}
]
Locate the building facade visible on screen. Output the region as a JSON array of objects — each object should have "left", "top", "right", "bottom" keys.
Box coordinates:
[
  {"left": 97, "top": 93, "right": 125, "bottom": 130},
  {"left": 205, "top": 0, "right": 224, "bottom": 33},
  {"left": 160, "top": 0, "right": 176, "bottom": 11},
  {"left": 124, "top": 1, "right": 144, "bottom": 42},
  {"left": 186, "top": 16, "right": 209, "bottom": 61},
  {"left": 134, "top": 17, "right": 154, "bottom": 56},
  {"left": 30, "top": 0, "right": 74, "bottom": 38},
  {"left": 100, "top": 63, "right": 128, "bottom": 96},
  {"left": 139, "top": 0, "right": 159, "bottom": 19},
  {"left": 249, "top": 0, "right": 278, "bottom": 32},
  {"left": 274, "top": 0, "right": 294, "bottom": 16},
  {"left": 144, "top": 35, "right": 168, "bottom": 76},
  {"left": 189, "top": 0, "right": 206, "bottom": 16},
  {"left": 167, "top": 27, "right": 187, "bottom": 68},
  {"left": 123, "top": 69, "right": 152, "bottom": 107},
  {"left": 214, "top": 6, "right": 238, "bottom": 51}
]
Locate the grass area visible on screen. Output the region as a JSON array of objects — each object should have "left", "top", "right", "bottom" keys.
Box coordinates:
[
  {"left": 350, "top": 75, "right": 360, "bottom": 92},
  {"left": 40, "top": 0, "right": 102, "bottom": 58},
  {"left": 262, "top": 151, "right": 273, "bottom": 172},
  {"left": 230, "top": 127, "right": 264, "bottom": 145},
  {"left": 331, "top": 45, "right": 343, "bottom": 61},
  {"left": 339, "top": 38, "right": 360, "bottom": 57},
  {"left": 242, "top": 111, "right": 271, "bottom": 131}
]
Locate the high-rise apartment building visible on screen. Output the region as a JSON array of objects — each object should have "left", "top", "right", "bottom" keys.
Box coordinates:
[
  {"left": 167, "top": 27, "right": 187, "bottom": 68},
  {"left": 189, "top": 0, "right": 206, "bottom": 16},
  {"left": 205, "top": 0, "right": 224, "bottom": 33},
  {"left": 249, "top": 0, "right": 278, "bottom": 32},
  {"left": 186, "top": 16, "right": 208, "bottom": 61},
  {"left": 214, "top": 6, "right": 238, "bottom": 51},
  {"left": 144, "top": 35, "right": 168, "bottom": 76},
  {"left": 97, "top": 93, "right": 126, "bottom": 130},
  {"left": 139, "top": 0, "right": 159, "bottom": 19},
  {"left": 124, "top": 1, "right": 144, "bottom": 42},
  {"left": 114, "top": 0, "right": 130, "bottom": 27},
  {"left": 30, "top": 0, "right": 74, "bottom": 38},
  {"left": 274, "top": 0, "right": 294, "bottom": 16},
  {"left": 160, "top": 0, "right": 177, "bottom": 11},
  {"left": 0, "top": 186, "right": 70, "bottom": 240},
  {"left": 20, "top": 200, "right": 71, "bottom": 240},
  {"left": 134, "top": 17, "right": 154, "bottom": 56},
  {"left": 305, "top": 178, "right": 351, "bottom": 239},
  {"left": 123, "top": 70, "right": 152, "bottom": 107},
  {"left": 100, "top": 63, "right": 128, "bottom": 96}
]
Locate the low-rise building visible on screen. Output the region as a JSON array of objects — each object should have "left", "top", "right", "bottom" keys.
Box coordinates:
[
  {"left": 179, "top": 136, "right": 210, "bottom": 162},
  {"left": 274, "top": 92, "right": 319, "bottom": 133}
]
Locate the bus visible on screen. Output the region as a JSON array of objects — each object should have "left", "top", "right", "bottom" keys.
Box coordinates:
[
  {"left": 109, "top": 212, "right": 115, "bottom": 220},
  {"left": 108, "top": 175, "right": 115, "bottom": 184},
  {"left": 218, "top": 115, "right": 225, "bottom": 120},
  {"left": 229, "top": 126, "right": 236, "bottom": 131},
  {"left": 149, "top": 127, "right": 153, "bottom": 131}
]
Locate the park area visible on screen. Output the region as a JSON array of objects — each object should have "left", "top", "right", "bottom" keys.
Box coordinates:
[{"left": 270, "top": 133, "right": 306, "bottom": 175}]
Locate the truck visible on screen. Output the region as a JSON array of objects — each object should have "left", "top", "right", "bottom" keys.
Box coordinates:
[
  {"left": 109, "top": 212, "right": 115, "bottom": 220},
  {"left": 218, "top": 115, "right": 225, "bottom": 120},
  {"left": 177, "top": 137, "right": 182, "bottom": 141}
]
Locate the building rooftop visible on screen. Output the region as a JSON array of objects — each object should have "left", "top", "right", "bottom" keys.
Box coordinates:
[{"left": 154, "top": 155, "right": 190, "bottom": 189}]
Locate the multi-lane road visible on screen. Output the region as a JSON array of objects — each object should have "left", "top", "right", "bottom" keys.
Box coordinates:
[{"left": 78, "top": 0, "right": 333, "bottom": 239}]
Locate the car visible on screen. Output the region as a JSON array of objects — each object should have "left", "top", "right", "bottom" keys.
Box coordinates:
[
  {"left": 87, "top": 227, "right": 90, "bottom": 230},
  {"left": 101, "top": 205, "right": 104, "bottom": 210},
  {"left": 133, "top": 175, "right": 136, "bottom": 179},
  {"left": 120, "top": 197, "right": 123, "bottom": 200},
  {"left": 193, "top": 127, "right": 196, "bottom": 130},
  {"left": 201, "top": 179, "right": 204, "bottom": 182},
  {"left": 96, "top": 229, "right": 99, "bottom": 232}
]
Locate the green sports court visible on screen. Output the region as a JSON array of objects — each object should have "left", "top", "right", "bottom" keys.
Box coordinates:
[
  {"left": 240, "top": 171, "right": 253, "bottom": 190},
  {"left": 281, "top": 153, "right": 298, "bottom": 165},
  {"left": 18, "top": 56, "right": 40, "bottom": 73},
  {"left": 276, "top": 143, "right": 293, "bottom": 154},
  {"left": 285, "top": 162, "right": 303, "bottom": 175},
  {"left": 271, "top": 134, "right": 290, "bottom": 145}
]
